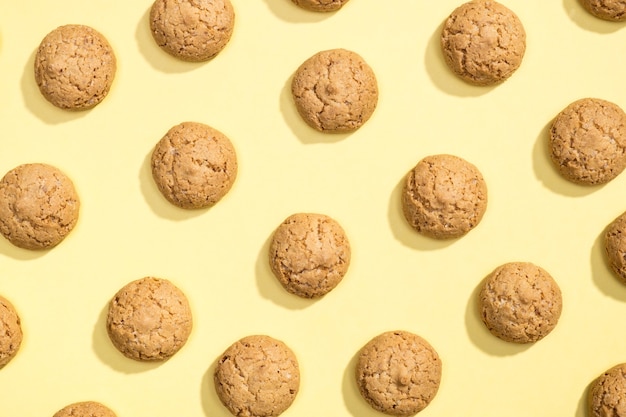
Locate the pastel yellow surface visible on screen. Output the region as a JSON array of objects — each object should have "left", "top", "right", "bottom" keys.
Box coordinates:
[{"left": 0, "top": 1, "right": 625, "bottom": 416}]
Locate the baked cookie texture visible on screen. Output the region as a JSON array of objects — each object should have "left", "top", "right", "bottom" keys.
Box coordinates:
[
  {"left": 401, "top": 154, "right": 487, "bottom": 239},
  {"left": 604, "top": 210, "right": 626, "bottom": 284},
  {"left": 0, "top": 163, "right": 80, "bottom": 250},
  {"left": 479, "top": 262, "right": 562, "bottom": 343},
  {"left": 0, "top": 295, "right": 22, "bottom": 369},
  {"left": 440, "top": 0, "right": 526, "bottom": 86},
  {"left": 589, "top": 363, "right": 626, "bottom": 417},
  {"left": 550, "top": 98, "right": 626, "bottom": 185},
  {"left": 291, "top": 48, "right": 378, "bottom": 133},
  {"left": 214, "top": 335, "right": 300, "bottom": 417},
  {"left": 268, "top": 213, "right": 351, "bottom": 298},
  {"left": 151, "top": 121, "right": 238, "bottom": 209},
  {"left": 580, "top": 0, "right": 626, "bottom": 21},
  {"left": 34, "top": 24, "right": 116, "bottom": 110},
  {"left": 53, "top": 401, "right": 117, "bottom": 417},
  {"left": 291, "top": 0, "right": 350, "bottom": 12},
  {"left": 150, "top": 0, "right": 235, "bottom": 62},
  {"left": 106, "top": 277, "right": 192, "bottom": 361},
  {"left": 355, "top": 330, "right": 442, "bottom": 416}
]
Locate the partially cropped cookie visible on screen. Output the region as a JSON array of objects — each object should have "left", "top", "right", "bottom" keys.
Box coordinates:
[
  {"left": 355, "top": 330, "right": 442, "bottom": 416},
  {"left": 150, "top": 0, "right": 235, "bottom": 62},
  {"left": 441, "top": 0, "right": 526, "bottom": 85},
  {"left": 604, "top": 210, "right": 626, "bottom": 284},
  {"left": 479, "top": 262, "right": 562, "bottom": 344},
  {"left": 291, "top": 48, "right": 378, "bottom": 133},
  {"left": 402, "top": 154, "right": 487, "bottom": 239},
  {"left": 550, "top": 98, "right": 626, "bottom": 185},
  {"left": 214, "top": 335, "right": 300, "bottom": 417},
  {"left": 106, "top": 277, "right": 192, "bottom": 361},
  {"left": 53, "top": 401, "right": 117, "bottom": 417},
  {"left": 34, "top": 24, "right": 116, "bottom": 110},
  {"left": 291, "top": 0, "right": 350, "bottom": 12},
  {"left": 0, "top": 163, "right": 80, "bottom": 250},
  {"left": 0, "top": 295, "right": 22, "bottom": 369},
  {"left": 589, "top": 363, "right": 626, "bottom": 417},
  {"left": 580, "top": 0, "right": 626, "bottom": 21},
  {"left": 151, "top": 122, "right": 238, "bottom": 209},
  {"left": 269, "top": 213, "right": 351, "bottom": 298}
]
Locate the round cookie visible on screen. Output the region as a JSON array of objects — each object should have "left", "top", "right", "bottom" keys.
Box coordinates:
[
  {"left": 580, "top": 0, "right": 626, "bottom": 21},
  {"left": 291, "top": 48, "right": 378, "bottom": 133},
  {"left": 440, "top": 0, "right": 526, "bottom": 86},
  {"left": 0, "top": 163, "right": 80, "bottom": 250},
  {"left": 550, "top": 98, "right": 626, "bottom": 185},
  {"left": 106, "top": 277, "right": 192, "bottom": 361},
  {"left": 401, "top": 154, "right": 487, "bottom": 239},
  {"left": 589, "top": 363, "right": 626, "bottom": 417},
  {"left": 355, "top": 330, "right": 442, "bottom": 416},
  {"left": 53, "top": 401, "right": 117, "bottom": 417},
  {"left": 34, "top": 24, "right": 116, "bottom": 110},
  {"left": 479, "top": 262, "right": 562, "bottom": 344},
  {"left": 151, "top": 122, "right": 238, "bottom": 209},
  {"left": 0, "top": 295, "right": 22, "bottom": 369},
  {"left": 268, "top": 213, "right": 351, "bottom": 298},
  {"left": 150, "top": 0, "right": 235, "bottom": 62},
  {"left": 604, "top": 210, "right": 626, "bottom": 284},
  {"left": 291, "top": 0, "right": 350, "bottom": 12},
  {"left": 214, "top": 335, "right": 300, "bottom": 417}
]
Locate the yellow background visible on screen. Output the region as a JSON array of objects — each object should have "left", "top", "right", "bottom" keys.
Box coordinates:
[{"left": 0, "top": 0, "right": 625, "bottom": 416}]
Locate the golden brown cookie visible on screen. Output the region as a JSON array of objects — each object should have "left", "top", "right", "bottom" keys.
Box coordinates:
[
  {"left": 0, "top": 163, "right": 80, "bottom": 250},
  {"left": 589, "top": 363, "right": 626, "bottom": 417},
  {"left": 268, "top": 213, "right": 351, "bottom": 298},
  {"left": 479, "top": 262, "right": 562, "bottom": 343},
  {"left": 355, "top": 330, "right": 442, "bottom": 416},
  {"left": 401, "top": 154, "right": 487, "bottom": 239},
  {"left": 106, "top": 277, "right": 192, "bottom": 361},
  {"left": 440, "top": 0, "right": 526, "bottom": 86},
  {"left": 604, "top": 210, "right": 626, "bottom": 284},
  {"left": 580, "top": 0, "right": 626, "bottom": 21},
  {"left": 53, "top": 401, "right": 117, "bottom": 417},
  {"left": 34, "top": 24, "right": 116, "bottom": 110},
  {"left": 150, "top": 0, "right": 235, "bottom": 62},
  {"left": 151, "top": 122, "right": 238, "bottom": 209},
  {"left": 550, "top": 98, "right": 626, "bottom": 185},
  {"left": 291, "top": 48, "right": 378, "bottom": 133},
  {"left": 0, "top": 295, "right": 22, "bottom": 369},
  {"left": 290, "top": 0, "right": 350, "bottom": 12},
  {"left": 214, "top": 335, "right": 300, "bottom": 417}
]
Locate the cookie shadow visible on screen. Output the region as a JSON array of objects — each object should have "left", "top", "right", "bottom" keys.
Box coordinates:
[
  {"left": 261, "top": 0, "right": 336, "bottom": 23},
  {"left": 342, "top": 349, "right": 377, "bottom": 417},
  {"left": 0, "top": 236, "right": 48, "bottom": 261},
  {"left": 563, "top": 0, "right": 624, "bottom": 33},
  {"left": 201, "top": 360, "right": 231, "bottom": 417},
  {"left": 575, "top": 379, "right": 591, "bottom": 417},
  {"left": 590, "top": 227, "right": 626, "bottom": 302}
]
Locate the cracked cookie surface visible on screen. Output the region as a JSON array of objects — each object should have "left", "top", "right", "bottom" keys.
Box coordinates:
[
  {"left": 0, "top": 295, "right": 22, "bottom": 369},
  {"left": 106, "top": 277, "right": 192, "bottom": 361},
  {"left": 355, "top": 330, "right": 442, "bottom": 417},
  {"left": 53, "top": 401, "right": 117, "bottom": 417},
  {"left": 479, "top": 262, "right": 562, "bottom": 344},
  {"left": 269, "top": 213, "right": 351, "bottom": 298},
  {"left": 290, "top": 0, "right": 350, "bottom": 12},
  {"left": 402, "top": 154, "right": 487, "bottom": 239},
  {"left": 291, "top": 48, "right": 378, "bottom": 133},
  {"left": 589, "top": 363, "right": 626, "bottom": 417},
  {"left": 214, "top": 335, "right": 300, "bottom": 417},
  {"left": 580, "top": 0, "right": 626, "bottom": 21},
  {"left": 550, "top": 98, "right": 626, "bottom": 185},
  {"left": 0, "top": 163, "right": 80, "bottom": 250},
  {"left": 151, "top": 121, "right": 238, "bottom": 209},
  {"left": 34, "top": 24, "right": 116, "bottom": 110},
  {"left": 150, "top": 0, "right": 235, "bottom": 62},
  {"left": 440, "top": 0, "right": 526, "bottom": 86},
  {"left": 604, "top": 210, "right": 626, "bottom": 284}
]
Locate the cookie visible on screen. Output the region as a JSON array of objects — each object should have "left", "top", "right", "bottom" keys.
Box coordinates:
[
  {"left": 290, "top": 0, "right": 350, "bottom": 12},
  {"left": 550, "top": 98, "right": 626, "bottom": 185},
  {"left": 34, "top": 24, "right": 116, "bottom": 110},
  {"left": 401, "top": 154, "right": 487, "bottom": 239},
  {"left": 479, "top": 262, "right": 562, "bottom": 343},
  {"left": 106, "top": 277, "right": 192, "bottom": 361},
  {"left": 355, "top": 330, "right": 442, "bottom": 416},
  {"left": 53, "top": 401, "right": 117, "bottom": 417},
  {"left": 291, "top": 48, "right": 378, "bottom": 133},
  {"left": 589, "top": 363, "right": 626, "bottom": 417},
  {"left": 580, "top": 0, "right": 626, "bottom": 21},
  {"left": 268, "top": 213, "right": 351, "bottom": 298},
  {"left": 0, "top": 295, "right": 22, "bottom": 369},
  {"left": 214, "top": 335, "right": 300, "bottom": 417},
  {"left": 604, "top": 210, "right": 626, "bottom": 284},
  {"left": 151, "top": 122, "right": 238, "bottom": 209},
  {"left": 150, "top": 0, "right": 235, "bottom": 62},
  {"left": 0, "top": 163, "right": 80, "bottom": 250},
  {"left": 440, "top": 0, "right": 526, "bottom": 86}
]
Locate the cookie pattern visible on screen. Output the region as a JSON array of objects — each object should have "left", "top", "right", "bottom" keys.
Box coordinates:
[
  {"left": 290, "top": 0, "right": 350, "bottom": 12},
  {"left": 589, "top": 363, "right": 626, "bottom": 417},
  {"left": 53, "top": 401, "right": 117, "bottom": 417},
  {"left": 0, "top": 295, "right": 22, "bottom": 369},
  {"left": 604, "top": 210, "right": 626, "bottom": 284},
  {"left": 580, "top": 0, "right": 626, "bottom": 21}
]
